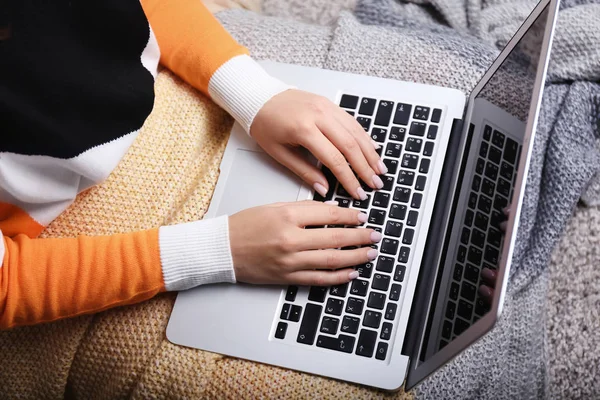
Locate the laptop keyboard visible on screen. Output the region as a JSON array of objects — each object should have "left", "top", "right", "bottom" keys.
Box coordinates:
[
  {"left": 437, "top": 124, "right": 521, "bottom": 349},
  {"left": 274, "top": 93, "right": 445, "bottom": 361}
]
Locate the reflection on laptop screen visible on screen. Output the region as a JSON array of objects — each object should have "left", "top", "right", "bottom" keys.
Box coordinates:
[{"left": 420, "top": 5, "right": 549, "bottom": 362}]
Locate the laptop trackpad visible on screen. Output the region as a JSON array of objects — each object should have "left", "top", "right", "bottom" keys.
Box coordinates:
[{"left": 215, "top": 149, "right": 304, "bottom": 216}]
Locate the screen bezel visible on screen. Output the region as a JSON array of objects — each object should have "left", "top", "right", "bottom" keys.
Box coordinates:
[{"left": 405, "top": 0, "right": 560, "bottom": 389}]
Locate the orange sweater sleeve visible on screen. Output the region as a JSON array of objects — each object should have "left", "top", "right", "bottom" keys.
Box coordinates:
[
  {"left": 140, "top": 0, "right": 249, "bottom": 95},
  {"left": 0, "top": 230, "right": 165, "bottom": 329}
]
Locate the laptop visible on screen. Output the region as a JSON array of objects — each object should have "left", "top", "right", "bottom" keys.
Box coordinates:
[{"left": 166, "top": 0, "right": 559, "bottom": 390}]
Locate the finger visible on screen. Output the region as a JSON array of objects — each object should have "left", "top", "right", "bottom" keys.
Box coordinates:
[
  {"left": 478, "top": 284, "right": 494, "bottom": 302},
  {"left": 334, "top": 108, "right": 387, "bottom": 178},
  {"left": 316, "top": 116, "right": 381, "bottom": 192},
  {"left": 481, "top": 267, "right": 497, "bottom": 287},
  {"left": 290, "top": 247, "right": 378, "bottom": 271},
  {"left": 300, "top": 127, "right": 364, "bottom": 200},
  {"left": 288, "top": 268, "right": 359, "bottom": 286},
  {"left": 266, "top": 145, "right": 329, "bottom": 198},
  {"left": 299, "top": 227, "right": 382, "bottom": 250},
  {"left": 294, "top": 203, "right": 368, "bottom": 226}
]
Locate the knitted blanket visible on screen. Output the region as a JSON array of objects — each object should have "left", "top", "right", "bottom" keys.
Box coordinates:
[{"left": 1, "top": 3, "right": 599, "bottom": 400}]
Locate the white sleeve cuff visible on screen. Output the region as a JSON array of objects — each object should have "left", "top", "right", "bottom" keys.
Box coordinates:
[
  {"left": 208, "top": 54, "right": 293, "bottom": 134},
  {"left": 159, "top": 216, "right": 236, "bottom": 291}
]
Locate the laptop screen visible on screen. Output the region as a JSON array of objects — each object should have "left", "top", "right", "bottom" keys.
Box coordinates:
[{"left": 406, "top": 0, "right": 556, "bottom": 388}]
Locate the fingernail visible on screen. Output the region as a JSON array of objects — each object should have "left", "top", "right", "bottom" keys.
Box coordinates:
[
  {"left": 356, "top": 187, "right": 367, "bottom": 201},
  {"left": 348, "top": 271, "right": 359, "bottom": 280},
  {"left": 503, "top": 206, "right": 510, "bottom": 215},
  {"left": 377, "top": 160, "right": 388, "bottom": 175},
  {"left": 479, "top": 285, "right": 493, "bottom": 298},
  {"left": 324, "top": 200, "right": 339, "bottom": 206},
  {"left": 367, "top": 249, "right": 378, "bottom": 260},
  {"left": 370, "top": 231, "right": 382, "bottom": 243},
  {"left": 481, "top": 268, "right": 496, "bottom": 281},
  {"left": 371, "top": 139, "right": 381, "bottom": 149},
  {"left": 372, "top": 175, "right": 384, "bottom": 189},
  {"left": 499, "top": 221, "right": 507, "bottom": 231},
  {"left": 358, "top": 212, "right": 368, "bottom": 223},
  {"left": 313, "top": 182, "right": 328, "bottom": 198}
]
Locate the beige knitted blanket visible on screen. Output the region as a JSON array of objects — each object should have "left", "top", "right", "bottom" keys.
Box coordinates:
[{"left": 0, "top": 70, "right": 412, "bottom": 399}]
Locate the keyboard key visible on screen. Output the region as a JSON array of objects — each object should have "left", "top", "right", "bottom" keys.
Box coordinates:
[
  {"left": 382, "top": 175, "right": 395, "bottom": 191},
  {"left": 320, "top": 316, "right": 340, "bottom": 334},
  {"left": 339, "top": 317, "right": 360, "bottom": 337},
  {"left": 479, "top": 141, "right": 489, "bottom": 157},
  {"left": 445, "top": 301, "right": 456, "bottom": 319},
  {"left": 329, "top": 283, "right": 349, "bottom": 297},
  {"left": 397, "top": 170, "right": 415, "bottom": 186},
  {"left": 389, "top": 126, "right": 406, "bottom": 142},
  {"left": 384, "top": 303, "right": 397, "bottom": 320},
  {"left": 484, "top": 245, "right": 499, "bottom": 265},
  {"left": 353, "top": 195, "right": 371, "bottom": 209},
  {"left": 381, "top": 322, "right": 393, "bottom": 340},
  {"left": 494, "top": 195, "right": 508, "bottom": 212},
  {"left": 308, "top": 286, "right": 328, "bottom": 302},
  {"left": 356, "top": 329, "right": 378, "bottom": 357},
  {"left": 431, "top": 108, "right": 442, "bottom": 123},
  {"left": 346, "top": 297, "right": 365, "bottom": 315},
  {"left": 401, "top": 154, "right": 419, "bottom": 169},
  {"left": 381, "top": 238, "right": 399, "bottom": 255},
  {"left": 297, "top": 303, "right": 322, "bottom": 345},
  {"left": 316, "top": 334, "right": 355, "bottom": 354},
  {"left": 457, "top": 245, "right": 467, "bottom": 263},
  {"left": 454, "top": 318, "right": 470, "bottom": 335},
  {"left": 390, "top": 203, "right": 407, "bottom": 220},
  {"left": 359, "top": 98, "right": 376, "bottom": 115},
  {"left": 488, "top": 228, "right": 502, "bottom": 248},
  {"left": 411, "top": 193, "right": 423, "bottom": 209},
  {"left": 442, "top": 320, "right": 452, "bottom": 339},
  {"left": 489, "top": 146, "right": 502, "bottom": 164},
  {"left": 410, "top": 122, "right": 426, "bottom": 136},
  {"left": 407, "top": 210, "right": 418, "bottom": 226},
  {"left": 383, "top": 159, "right": 399, "bottom": 175},
  {"left": 464, "top": 264, "right": 480, "bottom": 283},
  {"left": 458, "top": 300, "right": 474, "bottom": 320},
  {"left": 485, "top": 162, "right": 498, "bottom": 180},
  {"left": 368, "top": 209, "right": 386, "bottom": 225},
  {"left": 393, "top": 103, "right": 412, "bottom": 125},
  {"left": 394, "top": 187, "right": 411, "bottom": 203},
  {"left": 325, "top": 298, "right": 344, "bottom": 316},
  {"left": 423, "top": 141, "right": 435, "bottom": 157},
  {"left": 367, "top": 292, "right": 386, "bottom": 310},
  {"left": 275, "top": 322, "right": 287, "bottom": 339},
  {"left": 372, "top": 273, "right": 391, "bottom": 291},
  {"left": 373, "top": 192, "right": 391, "bottom": 208},
  {"left": 474, "top": 212, "right": 489, "bottom": 231},
  {"left": 335, "top": 197, "right": 351, "bottom": 208},
  {"left": 475, "top": 297, "right": 489, "bottom": 316},
  {"left": 413, "top": 106, "right": 430, "bottom": 120},
  {"left": 363, "top": 311, "right": 382, "bottom": 328},
  {"left": 504, "top": 137, "right": 519, "bottom": 163},
  {"left": 406, "top": 137, "right": 423, "bottom": 153},
  {"left": 460, "top": 227, "right": 470, "bottom": 245},
  {"left": 471, "top": 228, "right": 485, "bottom": 248},
  {"left": 350, "top": 279, "right": 369, "bottom": 296},
  {"left": 337, "top": 185, "right": 350, "bottom": 197},
  {"left": 449, "top": 282, "right": 460, "bottom": 300},
  {"left": 390, "top": 284, "right": 402, "bottom": 301},
  {"left": 375, "top": 100, "right": 394, "bottom": 126},
  {"left": 384, "top": 143, "right": 402, "bottom": 158},
  {"left": 464, "top": 209, "right": 474, "bottom": 227},
  {"left": 478, "top": 195, "right": 492, "bottom": 213},
  {"left": 498, "top": 178, "right": 511, "bottom": 197},
  {"left": 468, "top": 192, "right": 478, "bottom": 209},
  {"left": 376, "top": 342, "right": 389, "bottom": 360},
  {"left": 427, "top": 125, "right": 438, "bottom": 139},
  {"left": 492, "top": 130, "right": 505, "bottom": 148},
  {"left": 419, "top": 159, "right": 430, "bottom": 174},
  {"left": 281, "top": 304, "right": 302, "bottom": 322},
  {"left": 415, "top": 175, "right": 427, "bottom": 191},
  {"left": 481, "top": 178, "right": 495, "bottom": 198},
  {"left": 476, "top": 158, "right": 485, "bottom": 174},
  {"left": 453, "top": 263, "right": 463, "bottom": 281},
  {"left": 339, "top": 94, "right": 359, "bottom": 109},
  {"left": 385, "top": 221, "right": 403, "bottom": 237},
  {"left": 483, "top": 125, "right": 492, "bottom": 140},
  {"left": 500, "top": 161, "right": 514, "bottom": 181},
  {"left": 394, "top": 264, "right": 406, "bottom": 282},
  {"left": 398, "top": 246, "right": 410, "bottom": 263},
  {"left": 472, "top": 175, "right": 481, "bottom": 192},
  {"left": 461, "top": 281, "right": 477, "bottom": 302},
  {"left": 346, "top": 111, "right": 355, "bottom": 116},
  {"left": 371, "top": 127, "right": 387, "bottom": 143},
  {"left": 468, "top": 246, "right": 483, "bottom": 265},
  {"left": 402, "top": 228, "right": 415, "bottom": 244},
  {"left": 286, "top": 286, "right": 298, "bottom": 301},
  {"left": 357, "top": 117, "right": 371, "bottom": 131},
  {"left": 376, "top": 256, "right": 394, "bottom": 273},
  {"left": 355, "top": 261, "right": 374, "bottom": 278}
]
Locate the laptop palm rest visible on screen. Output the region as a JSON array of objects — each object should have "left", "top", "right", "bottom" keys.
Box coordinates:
[{"left": 215, "top": 148, "right": 304, "bottom": 217}]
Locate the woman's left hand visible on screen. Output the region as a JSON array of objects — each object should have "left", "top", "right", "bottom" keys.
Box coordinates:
[{"left": 250, "top": 89, "right": 387, "bottom": 200}]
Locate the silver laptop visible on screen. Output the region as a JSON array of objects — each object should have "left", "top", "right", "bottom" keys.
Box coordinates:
[{"left": 166, "top": 0, "right": 559, "bottom": 390}]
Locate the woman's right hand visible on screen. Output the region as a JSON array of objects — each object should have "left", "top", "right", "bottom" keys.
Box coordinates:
[{"left": 229, "top": 201, "right": 382, "bottom": 286}]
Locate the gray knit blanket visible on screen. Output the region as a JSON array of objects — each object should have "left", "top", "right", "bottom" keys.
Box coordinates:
[{"left": 217, "top": 0, "right": 600, "bottom": 397}]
